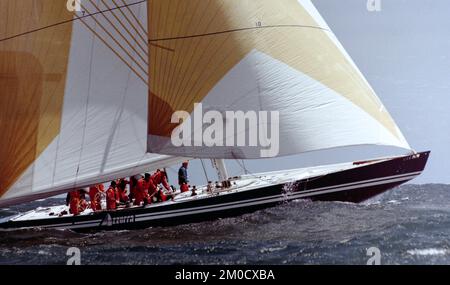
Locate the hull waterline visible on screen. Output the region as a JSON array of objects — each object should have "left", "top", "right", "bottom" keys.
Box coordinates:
[{"left": 0, "top": 152, "right": 430, "bottom": 232}]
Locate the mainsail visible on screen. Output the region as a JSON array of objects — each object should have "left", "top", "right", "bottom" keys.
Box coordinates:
[
  {"left": 147, "top": 0, "right": 411, "bottom": 158},
  {"left": 0, "top": 0, "right": 184, "bottom": 207}
]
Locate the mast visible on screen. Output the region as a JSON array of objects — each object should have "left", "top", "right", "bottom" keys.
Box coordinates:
[{"left": 212, "top": 159, "right": 229, "bottom": 185}]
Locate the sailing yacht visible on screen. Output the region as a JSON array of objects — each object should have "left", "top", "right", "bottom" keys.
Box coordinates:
[{"left": 0, "top": 0, "right": 429, "bottom": 231}]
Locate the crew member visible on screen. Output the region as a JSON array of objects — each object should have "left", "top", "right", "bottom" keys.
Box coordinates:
[
  {"left": 135, "top": 173, "right": 152, "bottom": 206},
  {"left": 207, "top": 181, "right": 213, "bottom": 193},
  {"left": 178, "top": 161, "right": 189, "bottom": 193},
  {"left": 117, "top": 178, "right": 130, "bottom": 204},
  {"left": 78, "top": 190, "right": 88, "bottom": 213},
  {"left": 191, "top": 186, "right": 198, "bottom": 197},
  {"left": 89, "top": 184, "right": 104, "bottom": 212},
  {"left": 151, "top": 170, "right": 173, "bottom": 202},
  {"left": 129, "top": 176, "right": 138, "bottom": 202},
  {"left": 106, "top": 181, "right": 119, "bottom": 210},
  {"left": 151, "top": 170, "right": 171, "bottom": 192},
  {"left": 68, "top": 190, "right": 81, "bottom": 216}
]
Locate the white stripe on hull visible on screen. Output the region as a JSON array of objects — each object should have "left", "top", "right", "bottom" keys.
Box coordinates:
[
  {"left": 133, "top": 172, "right": 420, "bottom": 220},
  {"left": 133, "top": 174, "right": 419, "bottom": 223}
]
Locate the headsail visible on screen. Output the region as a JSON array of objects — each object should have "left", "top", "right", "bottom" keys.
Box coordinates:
[
  {"left": 0, "top": 0, "right": 184, "bottom": 207},
  {"left": 147, "top": 0, "right": 410, "bottom": 159}
]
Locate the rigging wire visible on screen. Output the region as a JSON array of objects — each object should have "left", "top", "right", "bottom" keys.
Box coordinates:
[
  {"left": 114, "top": 0, "right": 149, "bottom": 45},
  {"left": 85, "top": 0, "right": 149, "bottom": 65},
  {"left": 98, "top": 0, "right": 149, "bottom": 56},
  {"left": 200, "top": 159, "right": 210, "bottom": 183},
  {"left": 149, "top": 24, "right": 331, "bottom": 42},
  {"left": 79, "top": 2, "right": 148, "bottom": 77},
  {"left": 232, "top": 158, "right": 288, "bottom": 187},
  {"left": 0, "top": 1, "right": 150, "bottom": 85},
  {"left": 78, "top": 17, "right": 148, "bottom": 85},
  {"left": 0, "top": 0, "right": 147, "bottom": 44},
  {"left": 240, "top": 159, "right": 249, "bottom": 175},
  {"left": 231, "top": 153, "right": 326, "bottom": 188}
]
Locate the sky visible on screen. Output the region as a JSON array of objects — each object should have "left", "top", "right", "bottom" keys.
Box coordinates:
[
  {"left": 166, "top": 0, "right": 449, "bottom": 186},
  {"left": 312, "top": 0, "right": 450, "bottom": 184}
]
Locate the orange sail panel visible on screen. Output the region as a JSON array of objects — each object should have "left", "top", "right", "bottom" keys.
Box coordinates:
[
  {"left": 0, "top": 1, "right": 185, "bottom": 207},
  {"left": 0, "top": 0, "right": 73, "bottom": 198},
  {"left": 147, "top": 0, "right": 410, "bottom": 158}
]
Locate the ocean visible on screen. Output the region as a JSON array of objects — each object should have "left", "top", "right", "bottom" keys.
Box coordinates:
[{"left": 0, "top": 184, "right": 449, "bottom": 265}]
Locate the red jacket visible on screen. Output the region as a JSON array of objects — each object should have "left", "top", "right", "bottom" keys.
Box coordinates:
[
  {"left": 137, "top": 178, "right": 150, "bottom": 196},
  {"left": 79, "top": 199, "right": 88, "bottom": 212},
  {"left": 151, "top": 171, "right": 170, "bottom": 191},
  {"left": 106, "top": 186, "right": 117, "bottom": 210},
  {"left": 129, "top": 178, "right": 137, "bottom": 199},
  {"left": 135, "top": 178, "right": 152, "bottom": 205},
  {"left": 117, "top": 180, "right": 129, "bottom": 203},
  {"left": 89, "top": 185, "right": 103, "bottom": 211},
  {"left": 69, "top": 191, "right": 80, "bottom": 216}
]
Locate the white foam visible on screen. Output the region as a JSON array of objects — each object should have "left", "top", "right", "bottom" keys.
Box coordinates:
[{"left": 407, "top": 248, "right": 449, "bottom": 256}]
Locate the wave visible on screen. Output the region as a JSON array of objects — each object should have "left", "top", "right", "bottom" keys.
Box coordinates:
[{"left": 407, "top": 248, "right": 449, "bottom": 256}]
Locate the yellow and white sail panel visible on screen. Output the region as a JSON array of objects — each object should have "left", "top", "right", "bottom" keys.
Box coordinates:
[
  {"left": 0, "top": 1, "right": 183, "bottom": 207},
  {"left": 147, "top": 0, "right": 410, "bottom": 158}
]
